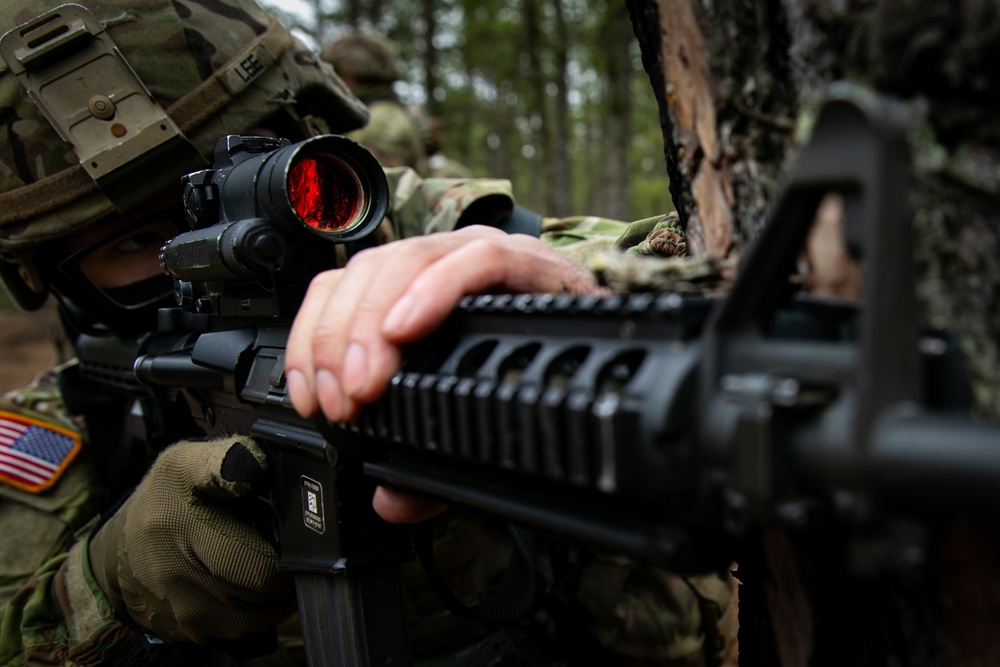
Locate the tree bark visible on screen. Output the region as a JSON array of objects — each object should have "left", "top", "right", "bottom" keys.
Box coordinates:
[
  {"left": 627, "top": 0, "right": 800, "bottom": 259},
  {"left": 627, "top": 0, "right": 1000, "bottom": 415},
  {"left": 626, "top": 0, "right": 1000, "bottom": 664}
]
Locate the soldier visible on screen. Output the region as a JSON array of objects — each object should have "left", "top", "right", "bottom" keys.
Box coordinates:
[
  {"left": 321, "top": 31, "right": 428, "bottom": 175},
  {"left": 0, "top": 0, "right": 735, "bottom": 664},
  {"left": 412, "top": 108, "right": 475, "bottom": 179}
]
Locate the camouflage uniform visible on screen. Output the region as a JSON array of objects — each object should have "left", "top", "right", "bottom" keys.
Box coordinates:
[
  {"left": 0, "top": 2, "right": 735, "bottom": 664},
  {"left": 322, "top": 33, "right": 428, "bottom": 175},
  {"left": 0, "top": 190, "right": 737, "bottom": 666},
  {"left": 349, "top": 91, "right": 429, "bottom": 174},
  {"left": 384, "top": 167, "right": 513, "bottom": 238},
  {"left": 412, "top": 110, "right": 475, "bottom": 179},
  {"left": 427, "top": 153, "right": 474, "bottom": 179},
  {"left": 0, "top": 0, "right": 368, "bottom": 309}
]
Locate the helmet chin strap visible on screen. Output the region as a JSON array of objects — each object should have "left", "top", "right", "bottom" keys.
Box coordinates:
[
  {"left": 53, "top": 273, "right": 176, "bottom": 339},
  {"left": 0, "top": 257, "right": 49, "bottom": 311}
]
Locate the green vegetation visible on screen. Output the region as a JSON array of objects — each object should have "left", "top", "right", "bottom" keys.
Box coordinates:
[{"left": 263, "top": 0, "right": 672, "bottom": 221}]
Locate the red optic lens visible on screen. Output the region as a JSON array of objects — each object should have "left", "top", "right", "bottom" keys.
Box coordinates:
[{"left": 288, "top": 156, "right": 362, "bottom": 232}]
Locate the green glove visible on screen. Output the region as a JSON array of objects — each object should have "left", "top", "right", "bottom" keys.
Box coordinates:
[{"left": 88, "top": 436, "right": 294, "bottom": 643}]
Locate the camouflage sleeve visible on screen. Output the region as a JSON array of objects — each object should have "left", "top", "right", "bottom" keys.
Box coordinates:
[
  {"left": 612, "top": 212, "right": 687, "bottom": 257},
  {"left": 0, "top": 368, "right": 103, "bottom": 603},
  {"left": 382, "top": 167, "right": 516, "bottom": 240},
  {"left": 540, "top": 211, "right": 738, "bottom": 295},
  {"left": 427, "top": 154, "right": 474, "bottom": 180},
  {"left": 379, "top": 169, "right": 686, "bottom": 265},
  {"left": 2, "top": 539, "right": 172, "bottom": 665},
  {"left": 347, "top": 100, "right": 428, "bottom": 175},
  {"left": 0, "top": 373, "right": 112, "bottom": 663},
  {"left": 540, "top": 211, "right": 687, "bottom": 267},
  {"left": 0, "top": 371, "right": 230, "bottom": 666},
  {"left": 1, "top": 539, "right": 252, "bottom": 665}
]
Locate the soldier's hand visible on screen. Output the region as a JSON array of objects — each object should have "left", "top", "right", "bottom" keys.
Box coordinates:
[
  {"left": 285, "top": 225, "right": 598, "bottom": 422},
  {"left": 284, "top": 225, "right": 601, "bottom": 523},
  {"left": 88, "top": 437, "right": 294, "bottom": 644}
]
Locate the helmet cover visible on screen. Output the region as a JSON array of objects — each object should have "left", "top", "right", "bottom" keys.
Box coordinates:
[{"left": 0, "top": 0, "right": 370, "bottom": 308}]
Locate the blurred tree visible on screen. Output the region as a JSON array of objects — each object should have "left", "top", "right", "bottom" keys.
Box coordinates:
[
  {"left": 550, "top": 0, "right": 572, "bottom": 216},
  {"left": 259, "top": 0, "right": 669, "bottom": 220},
  {"left": 600, "top": 0, "right": 633, "bottom": 220},
  {"left": 420, "top": 0, "right": 440, "bottom": 117}
]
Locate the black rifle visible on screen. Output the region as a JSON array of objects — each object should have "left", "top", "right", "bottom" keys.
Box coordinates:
[{"left": 77, "top": 91, "right": 1000, "bottom": 666}]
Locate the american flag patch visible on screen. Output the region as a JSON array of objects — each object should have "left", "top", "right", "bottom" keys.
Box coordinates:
[{"left": 0, "top": 411, "right": 81, "bottom": 493}]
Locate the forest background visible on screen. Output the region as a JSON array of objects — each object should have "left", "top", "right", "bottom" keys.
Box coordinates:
[
  {"left": 264, "top": 0, "right": 672, "bottom": 221},
  {"left": 0, "top": 0, "right": 674, "bottom": 391}
]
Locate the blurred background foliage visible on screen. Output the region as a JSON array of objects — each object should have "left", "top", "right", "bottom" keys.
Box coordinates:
[{"left": 262, "top": 0, "right": 672, "bottom": 221}]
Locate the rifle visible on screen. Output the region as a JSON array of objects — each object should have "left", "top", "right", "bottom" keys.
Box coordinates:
[{"left": 76, "top": 89, "right": 1000, "bottom": 666}]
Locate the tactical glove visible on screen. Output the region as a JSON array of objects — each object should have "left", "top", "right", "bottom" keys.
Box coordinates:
[{"left": 88, "top": 436, "right": 294, "bottom": 643}]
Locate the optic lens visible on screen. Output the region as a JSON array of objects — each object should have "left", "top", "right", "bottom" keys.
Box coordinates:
[{"left": 288, "top": 155, "right": 363, "bottom": 232}]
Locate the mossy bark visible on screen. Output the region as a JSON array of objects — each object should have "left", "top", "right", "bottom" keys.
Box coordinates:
[
  {"left": 626, "top": 0, "right": 1000, "bottom": 664},
  {"left": 628, "top": 0, "right": 1000, "bottom": 416}
]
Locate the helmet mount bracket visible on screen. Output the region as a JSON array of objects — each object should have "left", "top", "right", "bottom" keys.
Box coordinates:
[{"left": 0, "top": 3, "right": 205, "bottom": 213}]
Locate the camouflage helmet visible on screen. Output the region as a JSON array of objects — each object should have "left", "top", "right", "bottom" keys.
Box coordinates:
[
  {"left": 321, "top": 31, "right": 402, "bottom": 85},
  {"left": 0, "top": 0, "right": 370, "bottom": 310}
]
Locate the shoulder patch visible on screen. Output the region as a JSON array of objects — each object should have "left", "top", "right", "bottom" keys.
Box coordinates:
[{"left": 0, "top": 410, "right": 82, "bottom": 493}]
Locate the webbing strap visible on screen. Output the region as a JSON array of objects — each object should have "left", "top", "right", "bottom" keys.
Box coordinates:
[
  {"left": 167, "top": 16, "right": 292, "bottom": 132},
  {"left": 0, "top": 168, "right": 96, "bottom": 226}
]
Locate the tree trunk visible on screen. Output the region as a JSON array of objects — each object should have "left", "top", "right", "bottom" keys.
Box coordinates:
[
  {"left": 522, "top": 0, "right": 554, "bottom": 214},
  {"left": 582, "top": 115, "right": 603, "bottom": 215},
  {"left": 365, "top": 0, "right": 385, "bottom": 28},
  {"left": 626, "top": 0, "right": 1000, "bottom": 664},
  {"left": 601, "top": 1, "right": 633, "bottom": 221},
  {"left": 627, "top": 0, "right": 799, "bottom": 259},
  {"left": 421, "top": 0, "right": 440, "bottom": 117},
  {"left": 549, "top": 0, "right": 572, "bottom": 216},
  {"left": 491, "top": 79, "right": 518, "bottom": 186},
  {"left": 344, "top": 0, "right": 361, "bottom": 29}
]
